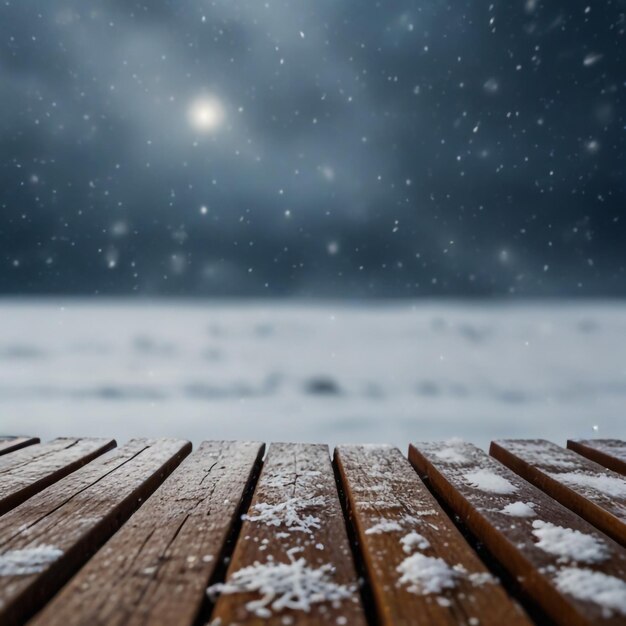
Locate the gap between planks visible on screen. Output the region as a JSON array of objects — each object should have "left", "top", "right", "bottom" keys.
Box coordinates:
[
  {"left": 0, "top": 438, "right": 190, "bottom": 626},
  {"left": 491, "top": 439, "right": 626, "bottom": 547},
  {"left": 209, "top": 442, "right": 368, "bottom": 626},
  {"left": 409, "top": 440, "right": 626, "bottom": 626},
  {"left": 0, "top": 437, "right": 39, "bottom": 456},
  {"left": 0, "top": 437, "right": 116, "bottom": 515},
  {"left": 335, "top": 444, "right": 531, "bottom": 626},
  {"left": 567, "top": 439, "right": 626, "bottom": 476},
  {"left": 29, "top": 440, "right": 265, "bottom": 626}
]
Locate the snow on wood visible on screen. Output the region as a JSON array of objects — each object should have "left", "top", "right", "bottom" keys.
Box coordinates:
[
  {"left": 242, "top": 496, "right": 326, "bottom": 534},
  {"left": 493, "top": 440, "right": 581, "bottom": 470},
  {"left": 208, "top": 548, "right": 354, "bottom": 618},
  {"left": 554, "top": 567, "right": 626, "bottom": 618},
  {"left": 547, "top": 471, "right": 626, "bottom": 499},
  {"left": 27, "top": 441, "right": 263, "bottom": 626},
  {"left": 0, "top": 545, "right": 63, "bottom": 576},
  {"left": 396, "top": 553, "right": 459, "bottom": 594},
  {"left": 531, "top": 520, "right": 609, "bottom": 564},
  {"left": 568, "top": 439, "right": 626, "bottom": 476},
  {"left": 432, "top": 438, "right": 472, "bottom": 464},
  {"left": 0, "top": 439, "right": 190, "bottom": 626},
  {"left": 210, "top": 443, "right": 366, "bottom": 624},
  {"left": 336, "top": 444, "right": 531, "bottom": 626},
  {"left": 499, "top": 501, "right": 536, "bottom": 517},
  {"left": 410, "top": 439, "right": 626, "bottom": 625},
  {"left": 364, "top": 520, "right": 403, "bottom": 535},
  {"left": 491, "top": 439, "right": 626, "bottom": 546},
  {"left": 463, "top": 468, "right": 518, "bottom": 494},
  {"left": 400, "top": 531, "right": 430, "bottom": 553}
]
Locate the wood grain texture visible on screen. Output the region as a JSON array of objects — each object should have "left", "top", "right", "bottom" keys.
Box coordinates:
[
  {"left": 210, "top": 442, "right": 366, "bottom": 626},
  {"left": 491, "top": 439, "right": 626, "bottom": 546},
  {"left": 0, "top": 437, "right": 116, "bottom": 515},
  {"left": 0, "top": 438, "right": 190, "bottom": 626},
  {"left": 335, "top": 445, "right": 531, "bottom": 626},
  {"left": 409, "top": 440, "right": 626, "bottom": 626},
  {"left": 568, "top": 439, "right": 626, "bottom": 476},
  {"left": 0, "top": 437, "right": 39, "bottom": 456},
  {"left": 29, "top": 440, "right": 264, "bottom": 626}
]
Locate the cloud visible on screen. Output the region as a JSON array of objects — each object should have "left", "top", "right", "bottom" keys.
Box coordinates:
[{"left": 0, "top": 0, "right": 624, "bottom": 296}]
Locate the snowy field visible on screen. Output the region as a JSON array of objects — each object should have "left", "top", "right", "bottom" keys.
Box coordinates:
[{"left": 0, "top": 299, "right": 624, "bottom": 449}]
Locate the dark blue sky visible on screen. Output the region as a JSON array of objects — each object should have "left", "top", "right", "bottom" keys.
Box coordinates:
[{"left": 1, "top": 0, "right": 624, "bottom": 296}]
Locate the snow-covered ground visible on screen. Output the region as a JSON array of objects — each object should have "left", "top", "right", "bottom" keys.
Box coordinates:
[{"left": 0, "top": 299, "right": 624, "bottom": 449}]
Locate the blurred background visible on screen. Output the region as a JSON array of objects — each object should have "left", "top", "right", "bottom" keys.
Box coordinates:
[{"left": 1, "top": 0, "right": 624, "bottom": 446}]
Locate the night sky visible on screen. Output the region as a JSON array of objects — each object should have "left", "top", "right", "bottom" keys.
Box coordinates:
[{"left": 1, "top": 0, "right": 624, "bottom": 297}]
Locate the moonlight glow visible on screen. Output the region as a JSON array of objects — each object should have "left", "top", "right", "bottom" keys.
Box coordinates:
[{"left": 188, "top": 96, "right": 225, "bottom": 132}]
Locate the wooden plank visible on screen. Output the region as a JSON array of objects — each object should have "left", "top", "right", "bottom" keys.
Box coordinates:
[
  {"left": 335, "top": 445, "right": 531, "bottom": 626},
  {"left": 0, "top": 437, "right": 116, "bottom": 515},
  {"left": 491, "top": 439, "right": 626, "bottom": 547},
  {"left": 568, "top": 439, "right": 626, "bottom": 476},
  {"left": 29, "top": 441, "right": 264, "bottom": 626},
  {"left": 0, "top": 436, "right": 39, "bottom": 456},
  {"left": 0, "top": 437, "right": 190, "bottom": 626},
  {"left": 409, "top": 440, "right": 626, "bottom": 626},
  {"left": 209, "top": 442, "right": 366, "bottom": 626}
]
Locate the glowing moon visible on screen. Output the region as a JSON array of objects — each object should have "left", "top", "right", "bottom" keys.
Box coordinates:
[{"left": 188, "top": 96, "right": 225, "bottom": 132}]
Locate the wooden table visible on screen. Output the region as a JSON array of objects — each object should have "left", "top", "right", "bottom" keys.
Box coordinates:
[{"left": 0, "top": 435, "right": 624, "bottom": 625}]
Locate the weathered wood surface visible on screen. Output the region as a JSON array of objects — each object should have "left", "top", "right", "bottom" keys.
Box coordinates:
[
  {"left": 210, "top": 443, "right": 366, "bottom": 626},
  {"left": 0, "top": 438, "right": 190, "bottom": 626},
  {"left": 568, "top": 439, "right": 626, "bottom": 476},
  {"left": 491, "top": 439, "right": 626, "bottom": 547},
  {"left": 30, "top": 440, "right": 264, "bottom": 626},
  {"left": 335, "top": 445, "right": 531, "bottom": 626},
  {"left": 0, "top": 437, "right": 116, "bottom": 515},
  {"left": 0, "top": 436, "right": 39, "bottom": 456},
  {"left": 409, "top": 440, "right": 626, "bottom": 626}
]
